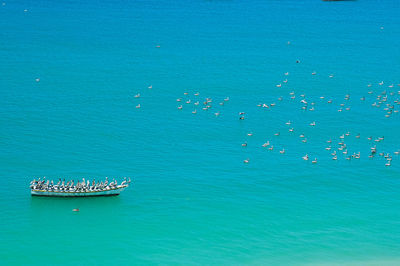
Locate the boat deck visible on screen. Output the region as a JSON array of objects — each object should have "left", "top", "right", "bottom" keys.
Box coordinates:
[{"left": 31, "top": 185, "right": 128, "bottom": 197}]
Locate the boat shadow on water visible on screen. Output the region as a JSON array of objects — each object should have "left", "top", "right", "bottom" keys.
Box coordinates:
[{"left": 30, "top": 195, "right": 122, "bottom": 214}]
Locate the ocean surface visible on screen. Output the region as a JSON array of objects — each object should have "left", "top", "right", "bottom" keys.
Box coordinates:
[{"left": 1, "top": 0, "right": 400, "bottom": 264}]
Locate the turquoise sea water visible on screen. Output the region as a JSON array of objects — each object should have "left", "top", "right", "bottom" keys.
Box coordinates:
[{"left": 1, "top": 0, "right": 400, "bottom": 264}]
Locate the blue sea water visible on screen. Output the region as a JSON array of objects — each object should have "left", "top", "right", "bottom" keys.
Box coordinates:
[{"left": 1, "top": 0, "right": 400, "bottom": 264}]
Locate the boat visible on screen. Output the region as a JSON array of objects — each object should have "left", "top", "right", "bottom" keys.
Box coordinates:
[{"left": 30, "top": 177, "right": 131, "bottom": 197}]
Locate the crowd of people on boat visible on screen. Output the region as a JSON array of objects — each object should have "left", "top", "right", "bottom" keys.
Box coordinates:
[{"left": 30, "top": 177, "right": 131, "bottom": 192}]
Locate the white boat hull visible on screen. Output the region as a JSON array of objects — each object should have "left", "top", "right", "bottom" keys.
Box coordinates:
[{"left": 31, "top": 186, "right": 128, "bottom": 197}]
